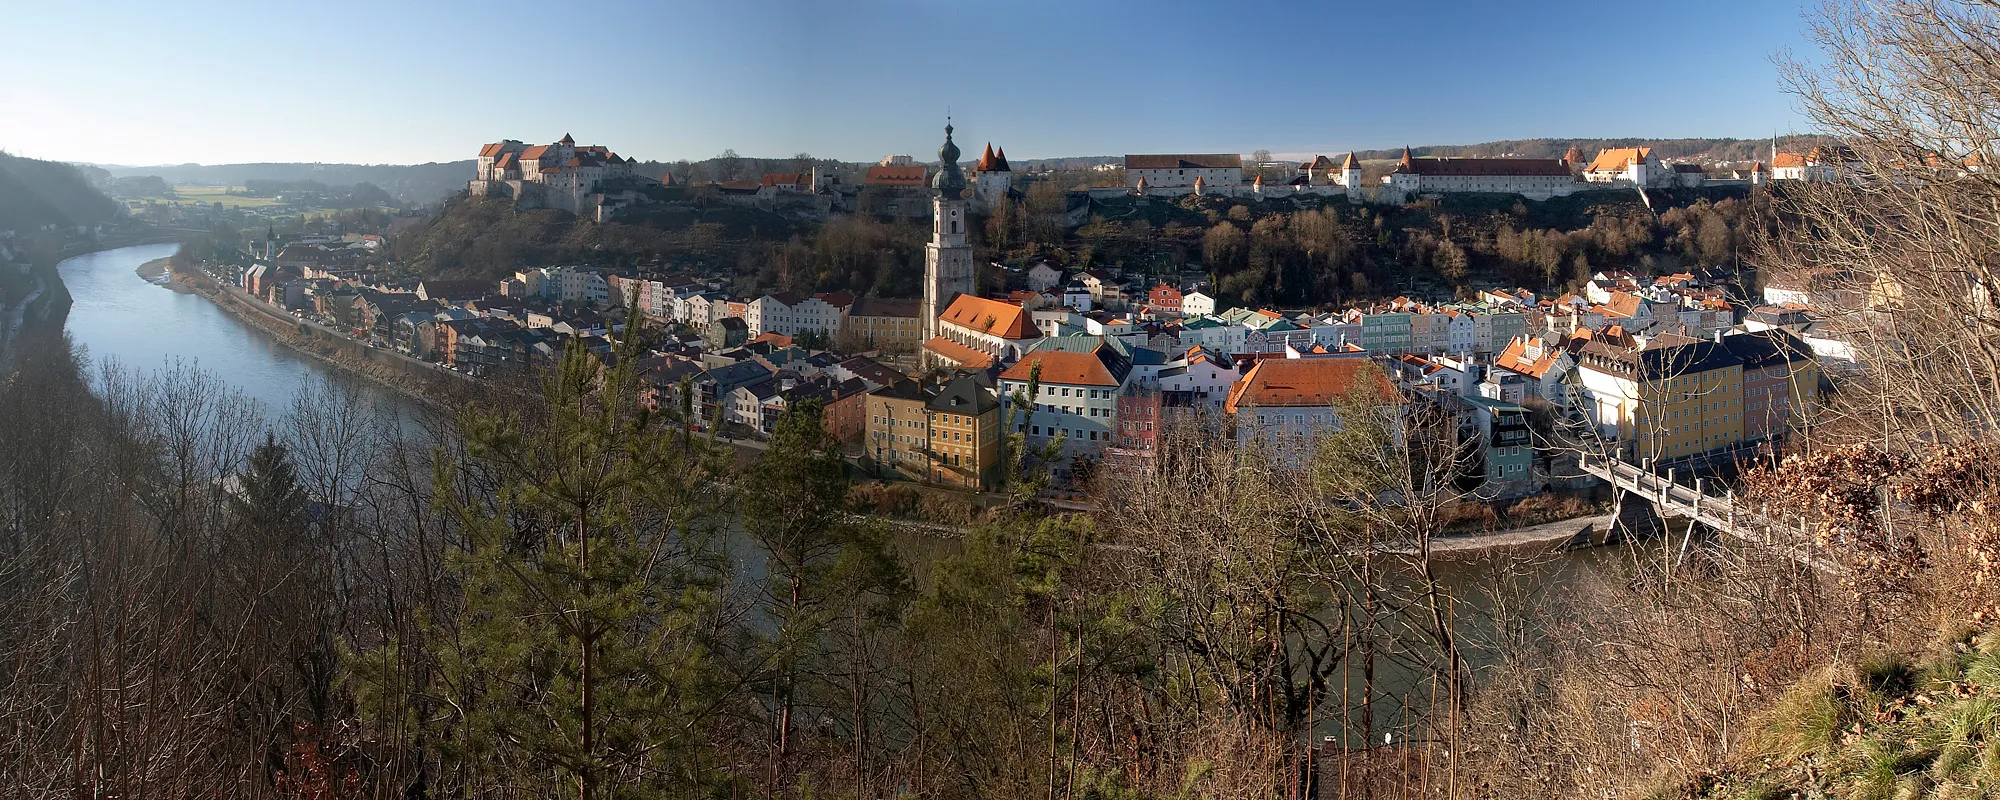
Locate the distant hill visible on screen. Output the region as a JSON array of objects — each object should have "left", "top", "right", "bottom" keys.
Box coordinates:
[
  {"left": 0, "top": 152, "right": 122, "bottom": 234},
  {"left": 97, "top": 161, "right": 475, "bottom": 206}
]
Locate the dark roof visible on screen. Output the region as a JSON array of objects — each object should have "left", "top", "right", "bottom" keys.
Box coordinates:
[
  {"left": 1125, "top": 154, "right": 1243, "bottom": 170},
  {"left": 850, "top": 296, "right": 920, "bottom": 318},
  {"left": 1579, "top": 338, "right": 1741, "bottom": 381},
  {"left": 928, "top": 374, "right": 1000, "bottom": 414},
  {"left": 1718, "top": 330, "right": 1814, "bottom": 370},
  {"left": 1397, "top": 157, "right": 1571, "bottom": 177},
  {"left": 840, "top": 355, "right": 907, "bottom": 387}
]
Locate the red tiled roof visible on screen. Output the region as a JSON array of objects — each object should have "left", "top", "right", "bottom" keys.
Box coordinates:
[
  {"left": 1223, "top": 358, "right": 1397, "bottom": 413},
  {"left": 479, "top": 142, "right": 508, "bottom": 158},
  {"left": 1586, "top": 147, "right": 1652, "bottom": 173},
  {"left": 522, "top": 145, "right": 553, "bottom": 160},
  {"left": 922, "top": 337, "right": 995, "bottom": 370},
  {"left": 1772, "top": 153, "right": 1806, "bottom": 169},
  {"left": 749, "top": 332, "right": 793, "bottom": 347},
  {"left": 999, "top": 349, "right": 1119, "bottom": 386},
  {"left": 761, "top": 172, "right": 803, "bottom": 187},
  {"left": 865, "top": 165, "right": 928, "bottom": 186},
  {"left": 938, "top": 294, "right": 1036, "bottom": 339}
]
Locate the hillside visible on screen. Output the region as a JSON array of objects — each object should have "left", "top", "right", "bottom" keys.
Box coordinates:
[
  {"left": 0, "top": 151, "right": 123, "bottom": 233},
  {"left": 100, "top": 160, "right": 474, "bottom": 206},
  {"left": 387, "top": 195, "right": 819, "bottom": 279}
]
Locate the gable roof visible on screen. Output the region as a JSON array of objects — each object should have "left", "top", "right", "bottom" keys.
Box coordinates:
[
  {"left": 938, "top": 294, "right": 1037, "bottom": 339},
  {"left": 1771, "top": 152, "right": 1807, "bottom": 169},
  {"left": 1223, "top": 358, "right": 1397, "bottom": 412},
  {"left": 929, "top": 373, "right": 1001, "bottom": 414},
  {"left": 864, "top": 165, "right": 928, "bottom": 186},
  {"left": 1398, "top": 157, "right": 1571, "bottom": 177},
  {"left": 1125, "top": 153, "right": 1243, "bottom": 170},
  {"left": 921, "top": 336, "right": 996, "bottom": 370},
  {"left": 1587, "top": 147, "right": 1653, "bottom": 173},
  {"left": 761, "top": 172, "right": 803, "bottom": 187},
  {"left": 849, "top": 296, "right": 920, "bottom": 318},
  {"left": 999, "top": 348, "right": 1125, "bottom": 387}
]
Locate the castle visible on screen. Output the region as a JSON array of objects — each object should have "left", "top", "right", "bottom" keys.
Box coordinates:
[{"left": 468, "top": 134, "right": 661, "bottom": 221}]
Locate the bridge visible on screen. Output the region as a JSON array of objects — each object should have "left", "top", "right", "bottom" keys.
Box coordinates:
[{"left": 1576, "top": 452, "right": 1840, "bottom": 573}]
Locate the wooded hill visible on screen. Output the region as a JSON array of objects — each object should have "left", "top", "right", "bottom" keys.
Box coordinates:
[{"left": 0, "top": 152, "right": 122, "bottom": 234}]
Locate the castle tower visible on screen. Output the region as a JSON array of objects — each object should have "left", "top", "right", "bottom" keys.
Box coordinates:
[
  {"left": 1340, "top": 151, "right": 1362, "bottom": 189},
  {"left": 923, "top": 123, "right": 975, "bottom": 342},
  {"left": 973, "top": 142, "right": 1013, "bottom": 211}
]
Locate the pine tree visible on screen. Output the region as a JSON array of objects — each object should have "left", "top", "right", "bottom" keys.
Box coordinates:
[
  {"left": 236, "top": 431, "right": 308, "bottom": 529},
  {"left": 740, "top": 399, "right": 905, "bottom": 792},
  {"left": 352, "top": 337, "right": 735, "bottom": 799}
]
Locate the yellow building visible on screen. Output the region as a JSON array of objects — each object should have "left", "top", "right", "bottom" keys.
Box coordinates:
[
  {"left": 862, "top": 375, "right": 1005, "bottom": 490},
  {"left": 865, "top": 380, "right": 932, "bottom": 481},
  {"left": 846, "top": 297, "right": 923, "bottom": 353},
  {"left": 1577, "top": 335, "right": 1745, "bottom": 463},
  {"left": 925, "top": 374, "right": 1003, "bottom": 490}
]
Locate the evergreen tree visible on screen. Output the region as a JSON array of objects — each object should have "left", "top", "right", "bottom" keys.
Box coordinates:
[
  {"left": 740, "top": 399, "right": 906, "bottom": 792},
  {"left": 351, "top": 337, "right": 735, "bottom": 800},
  {"left": 236, "top": 431, "right": 308, "bottom": 529}
]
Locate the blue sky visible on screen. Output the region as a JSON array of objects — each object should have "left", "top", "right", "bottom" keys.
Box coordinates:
[{"left": 0, "top": 0, "right": 1816, "bottom": 167}]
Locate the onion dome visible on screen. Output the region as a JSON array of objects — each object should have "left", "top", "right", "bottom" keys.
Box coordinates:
[{"left": 932, "top": 123, "right": 967, "bottom": 199}]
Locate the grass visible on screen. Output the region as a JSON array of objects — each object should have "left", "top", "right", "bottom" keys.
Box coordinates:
[
  {"left": 1686, "top": 629, "right": 2000, "bottom": 799},
  {"left": 154, "top": 185, "right": 284, "bottom": 209}
]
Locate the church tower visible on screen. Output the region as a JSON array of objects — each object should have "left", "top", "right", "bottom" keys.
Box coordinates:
[{"left": 923, "top": 123, "right": 976, "bottom": 342}]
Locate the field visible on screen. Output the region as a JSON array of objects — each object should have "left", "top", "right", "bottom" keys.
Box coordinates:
[{"left": 157, "top": 185, "right": 284, "bottom": 209}]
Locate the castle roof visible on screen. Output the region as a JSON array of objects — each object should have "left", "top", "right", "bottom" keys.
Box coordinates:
[
  {"left": 1125, "top": 153, "right": 1242, "bottom": 170},
  {"left": 976, "top": 143, "right": 1011, "bottom": 172},
  {"left": 1396, "top": 157, "right": 1571, "bottom": 177},
  {"left": 1341, "top": 152, "right": 1360, "bottom": 170},
  {"left": 559, "top": 133, "right": 575, "bottom": 145},
  {"left": 1587, "top": 147, "right": 1653, "bottom": 173}
]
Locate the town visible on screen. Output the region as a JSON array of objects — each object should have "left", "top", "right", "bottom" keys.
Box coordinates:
[{"left": 189, "top": 124, "right": 1868, "bottom": 501}]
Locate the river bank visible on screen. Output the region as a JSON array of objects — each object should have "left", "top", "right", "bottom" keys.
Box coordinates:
[{"left": 166, "top": 264, "right": 467, "bottom": 414}]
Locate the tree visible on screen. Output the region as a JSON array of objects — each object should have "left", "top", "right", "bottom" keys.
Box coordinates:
[
  {"left": 739, "top": 399, "right": 905, "bottom": 793},
  {"left": 1253, "top": 148, "right": 1275, "bottom": 181},
  {"left": 717, "top": 149, "right": 743, "bottom": 181},
  {"left": 235, "top": 431, "right": 309, "bottom": 529},
  {"left": 353, "top": 337, "right": 735, "bottom": 799}
]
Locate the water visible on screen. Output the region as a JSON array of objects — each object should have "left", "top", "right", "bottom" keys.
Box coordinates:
[{"left": 58, "top": 243, "right": 419, "bottom": 420}]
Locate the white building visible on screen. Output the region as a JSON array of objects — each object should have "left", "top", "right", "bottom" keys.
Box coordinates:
[
  {"left": 1124, "top": 153, "right": 1243, "bottom": 189},
  {"left": 1382, "top": 147, "right": 1578, "bottom": 201},
  {"left": 998, "top": 344, "right": 1132, "bottom": 461},
  {"left": 1180, "top": 290, "right": 1218, "bottom": 318},
  {"left": 1027, "top": 262, "right": 1064, "bottom": 292}
]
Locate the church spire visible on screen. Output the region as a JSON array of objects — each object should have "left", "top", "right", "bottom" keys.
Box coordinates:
[{"left": 932, "top": 121, "right": 967, "bottom": 199}]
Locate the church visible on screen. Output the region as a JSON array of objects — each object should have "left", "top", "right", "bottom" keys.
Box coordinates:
[{"left": 919, "top": 124, "right": 1042, "bottom": 370}]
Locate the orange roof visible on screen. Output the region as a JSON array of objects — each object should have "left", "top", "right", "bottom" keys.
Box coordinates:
[
  {"left": 999, "top": 349, "right": 1120, "bottom": 387},
  {"left": 922, "top": 337, "right": 995, "bottom": 370},
  {"left": 1496, "top": 337, "right": 1560, "bottom": 379},
  {"left": 1772, "top": 152, "right": 1806, "bottom": 169},
  {"left": 1224, "top": 358, "right": 1396, "bottom": 413},
  {"left": 865, "top": 165, "right": 928, "bottom": 186},
  {"left": 1604, "top": 292, "right": 1644, "bottom": 318},
  {"left": 1587, "top": 147, "right": 1652, "bottom": 173},
  {"left": 749, "top": 332, "right": 794, "bottom": 347},
  {"left": 479, "top": 142, "right": 508, "bottom": 157},
  {"left": 761, "top": 172, "right": 803, "bottom": 187},
  {"left": 522, "top": 145, "right": 553, "bottom": 160},
  {"left": 938, "top": 294, "right": 1036, "bottom": 339}
]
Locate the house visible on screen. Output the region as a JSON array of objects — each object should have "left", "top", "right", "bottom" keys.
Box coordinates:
[
  {"left": 1718, "top": 330, "right": 1819, "bottom": 442},
  {"left": 925, "top": 374, "right": 1003, "bottom": 490},
  {"left": 1583, "top": 147, "right": 1665, "bottom": 185},
  {"left": 1026, "top": 262, "right": 1064, "bottom": 292},
  {"left": 865, "top": 380, "right": 933, "bottom": 481},
  {"left": 1180, "top": 290, "right": 1218, "bottom": 318},
  {"left": 1222, "top": 357, "right": 1398, "bottom": 463},
  {"left": 998, "top": 342, "right": 1133, "bottom": 464},
  {"left": 1574, "top": 335, "right": 1744, "bottom": 462},
  {"left": 864, "top": 165, "right": 928, "bottom": 187},
  {"left": 1147, "top": 283, "right": 1183, "bottom": 317},
  {"left": 1457, "top": 395, "right": 1535, "bottom": 493},
  {"left": 844, "top": 296, "right": 923, "bottom": 353},
  {"left": 1124, "top": 154, "right": 1244, "bottom": 189},
  {"left": 1493, "top": 335, "right": 1578, "bottom": 408},
  {"left": 415, "top": 279, "right": 490, "bottom": 305},
  {"left": 1154, "top": 346, "right": 1239, "bottom": 411},
  {"left": 706, "top": 317, "right": 749, "bottom": 351}
]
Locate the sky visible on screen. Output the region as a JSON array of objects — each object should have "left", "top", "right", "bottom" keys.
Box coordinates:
[{"left": 0, "top": 0, "right": 1818, "bottom": 167}]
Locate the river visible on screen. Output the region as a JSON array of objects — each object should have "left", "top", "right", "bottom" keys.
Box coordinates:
[
  {"left": 54, "top": 245, "right": 1644, "bottom": 747},
  {"left": 58, "top": 243, "right": 422, "bottom": 421}
]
